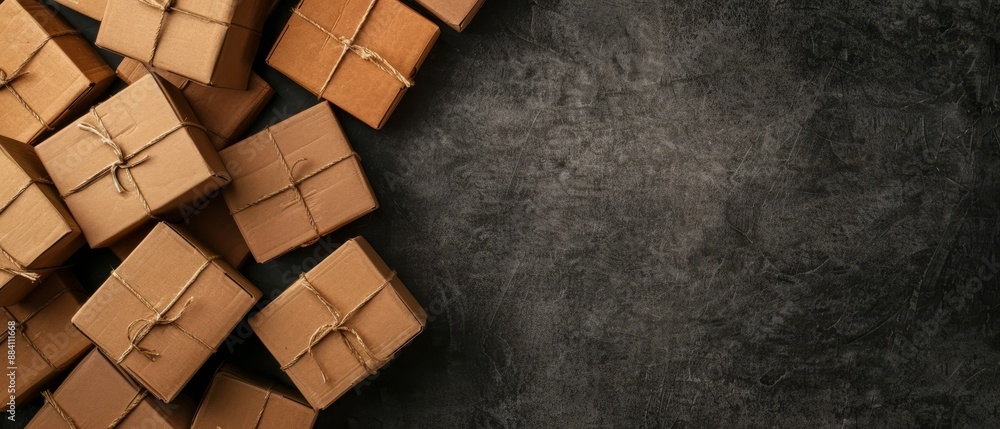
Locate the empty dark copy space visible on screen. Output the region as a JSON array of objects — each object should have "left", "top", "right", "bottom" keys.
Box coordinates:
[{"left": 10, "top": 0, "right": 1000, "bottom": 427}]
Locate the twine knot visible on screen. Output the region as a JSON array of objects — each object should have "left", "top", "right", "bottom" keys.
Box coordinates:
[
  {"left": 125, "top": 297, "right": 195, "bottom": 361},
  {"left": 0, "top": 70, "right": 27, "bottom": 88}
]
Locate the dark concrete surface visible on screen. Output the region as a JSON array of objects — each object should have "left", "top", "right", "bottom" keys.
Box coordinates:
[{"left": 8, "top": 0, "right": 1000, "bottom": 427}]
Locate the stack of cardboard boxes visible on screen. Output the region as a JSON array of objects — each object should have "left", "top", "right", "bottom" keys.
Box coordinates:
[{"left": 0, "top": 0, "right": 485, "bottom": 426}]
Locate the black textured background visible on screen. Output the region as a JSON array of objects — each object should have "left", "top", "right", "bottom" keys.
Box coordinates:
[{"left": 9, "top": 0, "right": 1000, "bottom": 427}]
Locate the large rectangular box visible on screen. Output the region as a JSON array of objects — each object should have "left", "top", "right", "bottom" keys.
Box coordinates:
[
  {"left": 267, "top": 0, "right": 439, "bottom": 129},
  {"left": 0, "top": 137, "right": 83, "bottom": 305},
  {"left": 73, "top": 223, "right": 262, "bottom": 402},
  {"left": 36, "top": 74, "right": 231, "bottom": 248},
  {"left": 0, "top": 0, "right": 115, "bottom": 144},
  {"left": 250, "top": 237, "right": 425, "bottom": 409}
]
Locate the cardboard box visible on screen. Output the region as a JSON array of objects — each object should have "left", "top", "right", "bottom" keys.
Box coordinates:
[
  {"left": 72, "top": 222, "right": 262, "bottom": 402},
  {"left": 0, "top": 137, "right": 83, "bottom": 305},
  {"left": 415, "top": 0, "right": 484, "bottom": 31},
  {"left": 27, "top": 350, "right": 194, "bottom": 428},
  {"left": 35, "top": 74, "right": 231, "bottom": 248},
  {"left": 249, "top": 237, "right": 425, "bottom": 409},
  {"left": 117, "top": 58, "right": 275, "bottom": 150},
  {"left": 220, "top": 103, "right": 378, "bottom": 263},
  {"left": 0, "top": 0, "right": 115, "bottom": 144},
  {"left": 3, "top": 270, "right": 91, "bottom": 404},
  {"left": 96, "top": 0, "right": 275, "bottom": 89},
  {"left": 109, "top": 197, "right": 252, "bottom": 268},
  {"left": 267, "top": 0, "right": 439, "bottom": 129},
  {"left": 50, "top": 0, "right": 108, "bottom": 21},
  {"left": 191, "top": 365, "right": 317, "bottom": 429}
]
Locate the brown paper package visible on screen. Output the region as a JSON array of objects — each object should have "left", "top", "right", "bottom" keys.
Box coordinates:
[
  {"left": 415, "top": 0, "right": 484, "bottom": 31},
  {"left": 0, "top": 0, "right": 115, "bottom": 144},
  {"left": 0, "top": 137, "right": 83, "bottom": 306},
  {"left": 220, "top": 103, "right": 378, "bottom": 263},
  {"left": 96, "top": 0, "right": 276, "bottom": 89},
  {"left": 250, "top": 237, "right": 426, "bottom": 409},
  {"left": 117, "top": 58, "right": 275, "bottom": 150},
  {"left": 191, "top": 365, "right": 318, "bottom": 429},
  {"left": 50, "top": 0, "right": 108, "bottom": 21},
  {"left": 267, "top": 0, "right": 439, "bottom": 129},
  {"left": 35, "top": 74, "right": 231, "bottom": 248},
  {"left": 109, "top": 197, "right": 252, "bottom": 268},
  {"left": 2, "top": 271, "right": 91, "bottom": 404},
  {"left": 72, "top": 222, "right": 262, "bottom": 402},
  {"left": 27, "top": 350, "right": 195, "bottom": 428}
]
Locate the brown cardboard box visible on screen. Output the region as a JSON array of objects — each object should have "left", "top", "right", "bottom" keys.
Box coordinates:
[
  {"left": 96, "top": 0, "right": 276, "bottom": 89},
  {"left": 266, "top": 0, "right": 439, "bottom": 129},
  {"left": 27, "top": 350, "right": 195, "bottom": 428},
  {"left": 50, "top": 0, "right": 108, "bottom": 21},
  {"left": 117, "top": 58, "right": 275, "bottom": 150},
  {"left": 220, "top": 103, "right": 378, "bottom": 263},
  {"left": 0, "top": 137, "right": 83, "bottom": 305},
  {"left": 35, "top": 74, "right": 231, "bottom": 248},
  {"left": 249, "top": 237, "right": 426, "bottom": 409},
  {"left": 415, "top": 0, "right": 484, "bottom": 31},
  {"left": 0, "top": 0, "right": 115, "bottom": 144},
  {"left": 191, "top": 365, "right": 317, "bottom": 429},
  {"left": 109, "top": 197, "right": 252, "bottom": 268},
  {"left": 72, "top": 222, "right": 262, "bottom": 402},
  {"left": 3, "top": 271, "right": 91, "bottom": 404}
]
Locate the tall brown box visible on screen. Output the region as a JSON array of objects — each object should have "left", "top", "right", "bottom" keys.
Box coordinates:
[
  {"left": 96, "top": 0, "right": 276, "bottom": 89},
  {"left": 72, "top": 222, "right": 262, "bottom": 402},
  {"left": 0, "top": 0, "right": 115, "bottom": 144},
  {"left": 415, "top": 0, "right": 484, "bottom": 31},
  {"left": 117, "top": 58, "right": 275, "bottom": 150},
  {"left": 35, "top": 74, "right": 231, "bottom": 248},
  {"left": 50, "top": 0, "right": 108, "bottom": 21},
  {"left": 250, "top": 237, "right": 426, "bottom": 409},
  {"left": 3, "top": 271, "right": 91, "bottom": 405},
  {"left": 0, "top": 137, "right": 83, "bottom": 305},
  {"left": 267, "top": 0, "right": 439, "bottom": 129},
  {"left": 27, "top": 350, "right": 195, "bottom": 428},
  {"left": 220, "top": 103, "right": 378, "bottom": 263},
  {"left": 191, "top": 366, "right": 317, "bottom": 429}
]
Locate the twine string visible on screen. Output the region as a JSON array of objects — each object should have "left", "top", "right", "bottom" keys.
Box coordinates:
[{"left": 41, "top": 391, "right": 77, "bottom": 428}]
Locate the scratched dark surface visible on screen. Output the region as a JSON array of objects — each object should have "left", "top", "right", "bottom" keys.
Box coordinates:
[{"left": 6, "top": 0, "right": 1000, "bottom": 427}]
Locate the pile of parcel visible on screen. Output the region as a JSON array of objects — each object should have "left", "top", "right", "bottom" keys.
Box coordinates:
[{"left": 0, "top": 0, "right": 484, "bottom": 426}]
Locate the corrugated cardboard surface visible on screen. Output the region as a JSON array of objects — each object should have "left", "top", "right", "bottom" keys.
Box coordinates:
[
  {"left": 0, "top": 0, "right": 114, "bottom": 144},
  {"left": 266, "top": 0, "right": 439, "bottom": 129},
  {"left": 191, "top": 366, "right": 317, "bottom": 429},
  {"left": 109, "top": 197, "right": 252, "bottom": 268},
  {"left": 220, "top": 103, "right": 378, "bottom": 263},
  {"left": 97, "top": 0, "right": 274, "bottom": 88},
  {"left": 0, "top": 137, "right": 83, "bottom": 305},
  {"left": 26, "top": 350, "right": 194, "bottom": 428},
  {"left": 415, "top": 0, "right": 484, "bottom": 31},
  {"left": 116, "top": 57, "right": 275, "bottom": 150},
  {"left": 35, "top": 74, "right": 230, "bottom": 248},
  {"left": 50, "top": 0, "right": 108, "bottom": 21},
  {"left": 72, "top": 223, "right": 262, "bottom": 402},
  {"left": 249, "top": 237, "right": 426, "bottom": 409},
  {"left": 3, "top": 270, "right": 90, "bottom": 404}
]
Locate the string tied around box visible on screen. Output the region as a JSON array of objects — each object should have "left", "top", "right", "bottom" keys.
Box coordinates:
[
  {"left": 0, "top": 30, "right": 79, "bottom": 131},
  {"left": 0, "top": 177, "right": 56, "bottom": 282},
  {"left": 228, "top": 126, "right": 360, "bottom": 245},
  {"left": 111, "top": 255, "right": 220, "bottom": 363},
  {"left": 292, "top": 1, "right": 414, "bottom": 99},
  {"left": 134, "top": 0, "right": 261, "bottom": 70},
  {"left": 2, "top": 285, "right": 78, "bottom": 369},
  {"left": 280, "top": 271, "right": 397, "bottom": 382}
]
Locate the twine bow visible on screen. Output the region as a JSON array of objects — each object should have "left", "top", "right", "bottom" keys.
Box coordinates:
[
  {"left": 228, "top": 127, "right": 359, "bottom": 244},
  {"left": 0, "top": 30, "right": 78, "bottom": 131},
  {"left": 61, "top": 107, "right": 210, "bottom": 218},
  {"left": 112, "top": 256, "right": 220, "bottom": 364},
  {"left": 42, "top": 388, "right": 148, "bottom": 429},
  {"left": 292, "top": 1, "right": 414, "bottom": 99},
  {"left": 280, "top": 272, "right": 397, "bottom": 382},
  {"left": 0, "top": 178, "right": 54, "bottom": 282}
]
